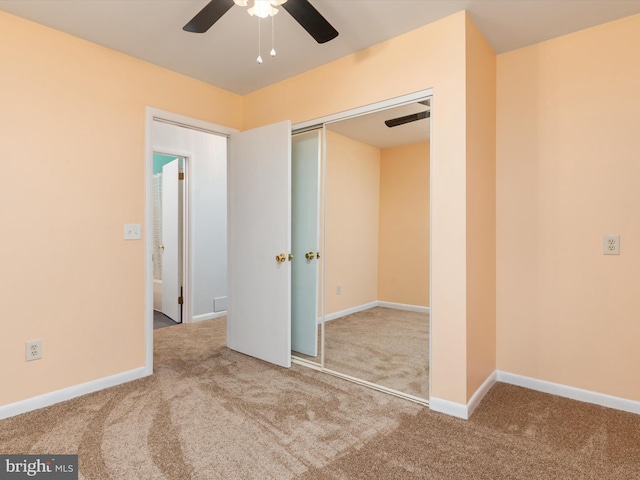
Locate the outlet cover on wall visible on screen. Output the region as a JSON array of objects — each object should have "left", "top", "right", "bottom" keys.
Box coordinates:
[
  {"left": 26, "top": 339, "right": 42, "bottom": 361},
  {"left": 603, "top": 235, "right": 620, "bottom": 255},
  {"left": 124, "top": 223, "right": 141, "bottom": 240}
]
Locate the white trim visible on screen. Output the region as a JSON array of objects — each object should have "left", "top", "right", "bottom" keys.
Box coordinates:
[
  {"left": 0, "top": 367, "right": 148, "bottom": 420},
  {"left": 497, "top": 371, "right": 640, "bottom": 415},
  {"left": 145, "top": 109, "right": 156, "bottom": 375},
  {"left": 192, "top": 312, "right": 227, "bottom": 323},
  {"left": 429, "top": 371, "right": 496, "bottom": 420},
  {"left": 320, "top": 301, "right": 378, "bottom": 323},
  {"left": 294, "top": 89, "right": 434, "bottom": 131},
  {"left": 376, "top": 301, "right": 430, "bottom": 314},
  {"left": 323, "top": 368, "right": 429, "bottom": 406},
  {"left": 291, "top": 356, "right": 323, "bottom": 371},
  {"left": 429, "top": 396, "right": 469, "bottom": 419},
  {"left": 428, "top": 93, "right": 433, "bottom": 402},
  {"left": 467, "top": 371, "right": 497, "bottom": 417},
  {"left": 151, "top": 110, "right": 237, "bottom": 138},
  {"left": 319, "top": 301, "right": 429, "bottom": 323}
]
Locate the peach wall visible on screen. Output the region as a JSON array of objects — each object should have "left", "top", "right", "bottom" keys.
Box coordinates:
[
  {"left": 0, "top": 11, "right": 241, "bottom": 406},
  {"left": 465, "top": 17, "right": 497, "bottom": 398},
  {"left": 0, "top": 9, "right": 499, "bottom": 410},
  {"left": 324, "top": 131, "right": 380, "bottom": 314},
  {"left": 245, "top": 12, "right": 470, "bottom": 403},
  {"left": 377, "top": 142, "right": 430, "bottom": 307},
  {"left": 496, "top": 14, "right": 640, "bottom": 401}
]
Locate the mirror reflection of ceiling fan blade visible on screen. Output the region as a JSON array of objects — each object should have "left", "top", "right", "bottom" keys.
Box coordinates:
[
  {"left": 183, "top": 0, "right": 339, "bottom": 44},
  {"left": 385, "top": 111, "right": 430, "bottom": 128}
]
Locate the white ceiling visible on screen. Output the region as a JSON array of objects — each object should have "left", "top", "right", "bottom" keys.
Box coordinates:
[
  {"left": 1, "top": 0, "right": 640, "bottom": 95},
  {"left": 327, "top": 102, "right": 430, "bottom": 149}
]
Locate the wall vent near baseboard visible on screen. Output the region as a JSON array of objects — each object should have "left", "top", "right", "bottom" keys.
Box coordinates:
[{"left": 214, "top": 296, "right": 227, "bottom": 312}]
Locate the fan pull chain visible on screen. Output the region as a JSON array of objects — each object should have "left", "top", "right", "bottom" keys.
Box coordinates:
[
  {"left": 257, "top": 17, "right": 263, "bottom": 64},
  {"left": 270, "top": 15, "right": 276, "bottom": 57}
]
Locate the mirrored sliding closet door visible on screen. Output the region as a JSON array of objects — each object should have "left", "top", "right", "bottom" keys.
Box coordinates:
[{"left": 321, "top": 100, "right": 431, "bottom": 400}]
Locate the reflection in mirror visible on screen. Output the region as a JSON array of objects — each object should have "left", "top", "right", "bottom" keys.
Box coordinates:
[
  {"left": 291, "top": 130, "right": 322, "bottom": 364},
  {"left": 323, "top": 100, "right": 431, "bottom": 399}
]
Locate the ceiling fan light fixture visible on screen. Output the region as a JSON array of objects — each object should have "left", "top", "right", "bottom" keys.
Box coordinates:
[{"left": 240, "top": 0, "right": 287, "bottom": 19}]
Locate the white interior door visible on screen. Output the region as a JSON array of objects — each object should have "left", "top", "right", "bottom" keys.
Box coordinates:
[
  {"left": 291, "top": 131, "right": 321, "bottom": 357},
  {"left": 227, "top": 120, "right": 292, "bottom": 367},
  {"left": 161, "top": 158, "right": 181, "bottom": 322}
]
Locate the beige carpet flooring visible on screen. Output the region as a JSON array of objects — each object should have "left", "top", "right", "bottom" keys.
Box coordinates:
[
  {"left": 1, "top": 317, "right": 639, "bottom": 479},
  {"left": 324, "top": 307, "right": 429, "bottom": 399}
]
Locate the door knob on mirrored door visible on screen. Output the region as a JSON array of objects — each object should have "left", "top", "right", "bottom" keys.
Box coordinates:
[
  {"left": 305, "top": 252, "right": 316, "bottom": 260},
  {"left": 275, "top": 253, "right": 287, "bottom": 263}
]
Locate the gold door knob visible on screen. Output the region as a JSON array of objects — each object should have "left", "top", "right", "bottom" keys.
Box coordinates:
[
  {"left": 305, "top": 252, "right": 316, "bottom": 260},
  {"left": 288, "top": 254, "right": 294, "bottom": 261},
  {"left": 275, "top": 253, "right": 287, "bottom": 263},
  {"left": 158, "top": 244, "right": 165, "bottom": 250},
  {"left": 317, "top": 252, "right": 321, "bottom": 259}
]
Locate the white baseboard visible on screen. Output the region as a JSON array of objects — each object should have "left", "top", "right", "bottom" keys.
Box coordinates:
[
  {"left": 0, "top": 367, "right": 149, "bottom": 420},
  {"left": 428, "top": 370, "right": 640, "bottom": 420},
  {"left": 497, "top": 371, "right": 640, "bottom": 415},
  {"left": 191, "top": 311, "right": 226, "bottom": 323},
  {"left": 467, "top": 371, "right": 497, "bottom": 417},
  {"left": 376, "top": 301, "right": 430, "bottom": 314},
  {"left": 429, "top": 371, "right": 496, "bottom": 420},
  {"left": 319, "top": 302, "right": 378, "bottom": 323},
  {"left": 320, "top": 301, "right": 429, "bottom": 323},
  {"left": 429, "top": 396, "right": 469, "bottom": 419}
]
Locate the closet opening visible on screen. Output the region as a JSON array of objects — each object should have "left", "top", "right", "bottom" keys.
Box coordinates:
[{"left": 291, "top": 90, "right": 433, "bottom": 405}]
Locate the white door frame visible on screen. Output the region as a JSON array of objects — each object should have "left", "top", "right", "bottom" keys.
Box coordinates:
[{"left": 144, "top": 107, "right": 238, "bottom": 374}]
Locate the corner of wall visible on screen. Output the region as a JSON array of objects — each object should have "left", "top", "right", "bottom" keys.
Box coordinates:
[{"left": 464, "top": 13, "right": 497, "bottom": 401}]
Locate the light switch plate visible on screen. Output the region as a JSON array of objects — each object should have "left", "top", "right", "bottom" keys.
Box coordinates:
[{"left": 124, "top": 224, "right": 141, "bottom": 240}]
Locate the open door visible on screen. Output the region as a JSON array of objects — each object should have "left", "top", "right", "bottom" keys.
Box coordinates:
[
  {"left": 161, "top": 158, "right": 181, "bottom": 322},
  {"left": 227, "top": 120, "right": 292, "bottom": 367},
  {"left": 291, "top": 131, "right": 321, "bottom": 357}
]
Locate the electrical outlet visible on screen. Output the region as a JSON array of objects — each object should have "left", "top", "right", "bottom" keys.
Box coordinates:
[
  {"left": 336, "top": 285, "right": 341, "bottom": 295},
  {"left": 124, "top": 223, "right": 141, "bottom": 240},
  {"left": 603, "top": 235, "right": 620, "bottom": 255},
  {"left": 26, "top": 340, "right": 42, "bottom": 361}
]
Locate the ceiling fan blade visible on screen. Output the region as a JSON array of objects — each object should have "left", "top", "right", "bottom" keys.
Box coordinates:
[
  {"left": 281, "top": 0, "right": 338, "bottom": 44},
  {"left": 385, "top": 111, "right": 430, "bottom": 128},
  {"left": 183, "top": 0, "right": 235, "bottom": 33}
]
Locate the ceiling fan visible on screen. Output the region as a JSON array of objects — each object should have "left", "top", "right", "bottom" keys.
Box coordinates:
[
  {"left": 385, "top": 101, "right": 431, "bottom": 128},
  {"left": 183, "top": 0, "right": 339, "bottom": 44}
]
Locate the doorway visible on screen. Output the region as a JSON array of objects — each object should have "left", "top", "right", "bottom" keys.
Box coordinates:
[
  {"left": 152, "top": 153, "right": 185, "bottom": 329},
  {"left": 145, "top": 108, "right": 237, "bottom": 373}
]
